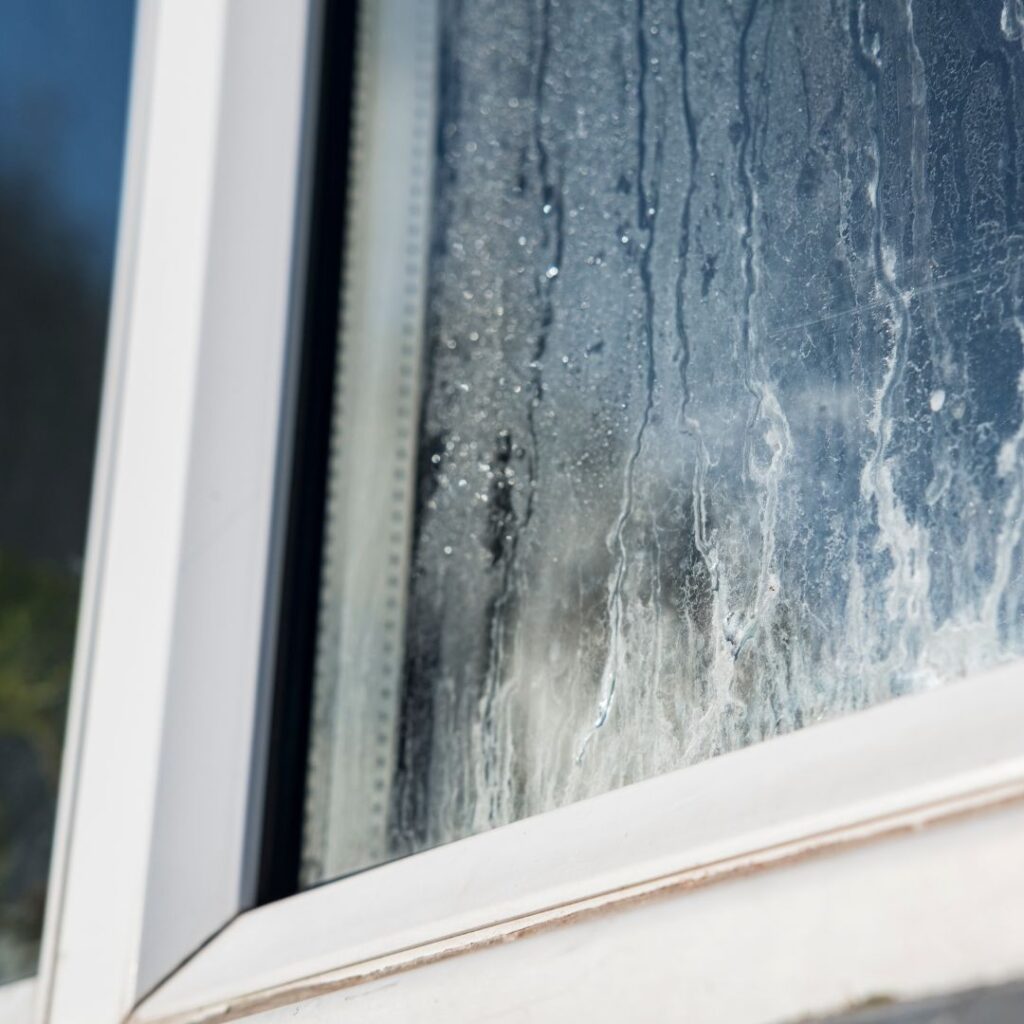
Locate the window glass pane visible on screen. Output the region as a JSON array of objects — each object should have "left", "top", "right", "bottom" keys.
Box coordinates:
[
  {"left": 302, "top": 0, "right": 1024, "bottom": 884},
  {"left": 0, "top": 0, "right": 134, "bottom": 982}
]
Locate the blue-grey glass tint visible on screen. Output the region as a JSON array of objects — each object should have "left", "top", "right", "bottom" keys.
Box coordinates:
[
  {"left": 391, "top": 0, "right": 1024, "bottom": 853},
  {"left": 821, "top": 980, "right": 1024, "bottom": 1022},
  {"left": 0, "top": 0, "right": 135, "bottom": 983}
]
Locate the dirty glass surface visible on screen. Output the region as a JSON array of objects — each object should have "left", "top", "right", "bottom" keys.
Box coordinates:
[
  {"left": 0, "top": 0, "right": 135, "bottom": 983},
  {"left": 303, "top": 0, "right": 1024, "bottom": 883}
]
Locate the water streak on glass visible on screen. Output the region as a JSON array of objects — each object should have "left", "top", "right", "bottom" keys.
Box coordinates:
[{"left": 305, "top": 0, "right": 1024, "bottom": 879}]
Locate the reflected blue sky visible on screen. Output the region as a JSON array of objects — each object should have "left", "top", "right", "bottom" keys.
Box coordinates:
[
  {"left": 0, "top": 0, "right": 135, "bottom": 278},
  {"left": 0, "top": 0, "right": 136, "bottom": 983}
]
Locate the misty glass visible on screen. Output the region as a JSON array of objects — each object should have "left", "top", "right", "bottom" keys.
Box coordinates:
[
  {"left": 0, "top": 0, "right": 135, "bottom": 983},
  {"left": 304, "top": 0, "right": 1024, "bottom": 883}
]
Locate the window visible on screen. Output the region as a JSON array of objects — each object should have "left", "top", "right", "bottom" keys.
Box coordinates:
[
  {"left": 26, "top": 2, "right": 1024, "bottom": 1023},
  {"left": 0, "top": 0, "right": 134, "bottom": 989},
  {"left": 302, "top": 0, "right": 1024, "bottom": 884}
]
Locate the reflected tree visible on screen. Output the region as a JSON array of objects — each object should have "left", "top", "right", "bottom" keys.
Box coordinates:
[{"left": 0, "top": 173, "right": 107, "bottom": 981}]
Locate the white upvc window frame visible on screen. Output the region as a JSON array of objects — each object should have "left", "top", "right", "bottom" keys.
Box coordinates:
[
  {"left": 6, "top": 2, "right": 1024, "bottom": 1023},
  {"left": 0, "top": 982, "right": 35, "bottom": 1024},
  {"left": 33, "top": 0, "right": 319, "bottom": 1019}
]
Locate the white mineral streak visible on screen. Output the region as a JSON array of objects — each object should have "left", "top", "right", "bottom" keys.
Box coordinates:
[{"left": 375, "top": 0, "right": 1024, "bottom": 859}]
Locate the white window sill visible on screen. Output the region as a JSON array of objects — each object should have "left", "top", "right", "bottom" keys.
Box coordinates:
[{"left": 135, "top": 659, "right": 1024, "bottom": 1024}]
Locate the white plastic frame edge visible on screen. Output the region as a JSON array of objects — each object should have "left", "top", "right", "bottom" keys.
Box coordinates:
[
  {"left": 134, "top": 660, "right": 1024, "bottom": 1024},
  {"left": 32, "top": 1, "right": 318, "bottom": 1022},
  {"left": 151, "top": 783, "right": 1024, "bottom": 1024},
  {"left": 0, "top": 982, "right": 36, "bottom": 1024}
]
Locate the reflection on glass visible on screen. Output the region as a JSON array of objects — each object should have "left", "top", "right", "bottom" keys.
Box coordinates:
[
  {"left": 304, "top": 0, "right": 1024, "bottom": 883},
  {"left": 0, "top": 0, "right": 134, "bottom": 982}
]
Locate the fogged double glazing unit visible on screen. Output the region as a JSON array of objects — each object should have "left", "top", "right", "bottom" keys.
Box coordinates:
[{"left": 302, "top": 0, "right": 1024, "bottom": 883}]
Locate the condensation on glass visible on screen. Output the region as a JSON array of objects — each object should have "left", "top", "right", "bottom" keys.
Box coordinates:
[
  {"left": 0, "top": 0, "right": 134, "bottom": 983},
  {"left": 303, "top": 0, "right": 1024, "bottom": 884}
]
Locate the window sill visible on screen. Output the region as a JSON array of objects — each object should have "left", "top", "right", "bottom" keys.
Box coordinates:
[{"left": 135, "top": 659, "right": 1024, "bottom": 1024}]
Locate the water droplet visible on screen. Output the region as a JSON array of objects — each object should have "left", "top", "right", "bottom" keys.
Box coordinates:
[
  {"left": 542, "top": 203, "right": 552, "bottom": 215},
  {"left": 443, "top": 545, "right": 453, "bottom": 556},
  {"left": 545, "top": 265, "right": 559, "bottom": 279},
  {"left": 929, "top": 388, "right": 946, "bottom": 412}
]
